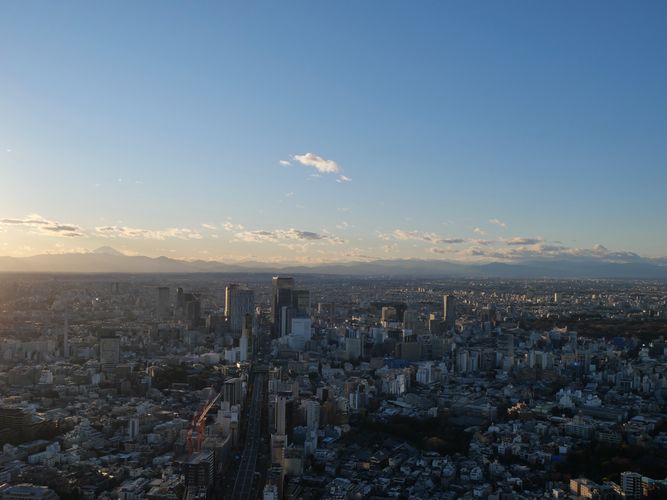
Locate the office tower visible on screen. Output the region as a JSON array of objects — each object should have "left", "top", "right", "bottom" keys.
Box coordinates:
[
  {"left": 443, "top": 295, "right": 456, "bottom": 330},
  {"left": 279, "top": 305, "right": 293, "bottom": 338},
  {"left": 63, "top": 311, "right": 69, "bottom": 359},
  {"left": 292, "top": 289, "right": 310, "bottom": 317},
  {"left": 99, "top": 336, "right": 120, "bottom": 369},
  {"left": 156, "top": 286, "right": 170, "bottom": 320},
  {"left": 223, "top": 378, "right": 243, "bottom": 406},
  {"left": 225, "top": 284, "right": 239, "bottom": 319},
  {"left": 306, "top": 400, "right": 320, "bottom": 432},
  {"left": 403, "top": 309, "right": 419, "bottom": 331},
  {"left": 226, "top": 286, "right": 255, "bottom": 333},
  {"left": 497, "top": 332, "right": 515, "bottom": 359},
  {"left": 128, "top": 417, "right": 139, "bottom": 439},
  {"left": 183, "top": 450, "right": 215, "bottom": 496},
  {"left": 183, "top": 293, "right": 201, "bottom": 327},
  {"left": 428, "top": 313, "right": 443, "bottom": 335},
  {"left": 620, "top": 472, "right": 642, "bottom": 499},
  {"left": 272, "top": 276, "right": 294, "bottom": 332},
  {"left": 275, "top": 396, "right": 287, "bottom": 435},
  {"left": 457, "top": 349, "right": 469, "bottom": 373},
  {"left": 242, "top": 313, "right": 254, "bottom": 353},
  {"left": 239, "top": 331, "right": 248, "bottom": 362},
  {"left": 176, "top": 287, "right": 185, "bottom": 310},
  {"left": 291, "top": 318, "right": 312, "bottom": 340}
]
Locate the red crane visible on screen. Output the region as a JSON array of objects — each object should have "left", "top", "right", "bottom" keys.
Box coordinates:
[{"left": 186, "top": 391, "right": 222, "bottom": 454}]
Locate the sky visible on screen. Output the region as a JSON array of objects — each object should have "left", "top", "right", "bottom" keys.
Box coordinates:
[{"left": 1, "top": 1, "right": 666, "bottom": 264}]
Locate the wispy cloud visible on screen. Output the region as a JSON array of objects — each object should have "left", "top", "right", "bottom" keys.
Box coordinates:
[
  {"left": 379, "top": 229, "right": 465, "bottom": 245},
  {"left": 473, "top": 227, "right": 486, "bottom": 236},
  {"left": 235, "top": 228, "right": 345, "bottom": 245},
  {"left": 223, "top": 222, "right": 244, "bottom": 231},
  {"left": 1, "top": 214, "right": 85, "bottom": 237},
  {"left": 95, "top": 226, "right": 203, "bottom": 240},
  {"left": 279, "top": 159, "right": 291, "bottom": 166},
  {"left": 488, "top": 218, "right": 507, "bottom": 228},
  {"left": 292, "top": 153, "right": 340, "bottom": 174},
  {"left": 201, "top": 223, "right": 217, "bottom": 230},
  {"left": 505, "top": 236, "right": 543, "bottom": 246},
  {"left": 337, "top": 175, "right": 352, "bottom": 183}
]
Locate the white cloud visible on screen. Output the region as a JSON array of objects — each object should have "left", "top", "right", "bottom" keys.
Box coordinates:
[
  {"left": 379, "top": 229, "right": 465, "bottom": 245},
  {"left": 505, "top": 236, "right": 543, "bottom": 246},
  {"left": 234, "top": 228, "right": 345, "bottom": 245},
  {"left": 201, "top": 223, "right": 217, "bottom": 230},
  {"left": 95, "top": 225, "right": 203, "bottom": 240},
  {"left": 473, "top": 227, "right": 486, "bottom": 236},
  {"left": 336, "top": 175, "right": 352, "bottom": 183},
  {"left": 292, "top": 153, "right": 340, "bottom": 174},
  {"left": 489, "top": 218, "right": 507, "bottom": 228},
  {"left": 1, "top": 214, "right": 85, "bottom": 237},
  {"left": 223, "top": 222, "right": 244, "bottom": 231},
  {"left": 279, "top": 159, "right": 291, "bottom": 166}
]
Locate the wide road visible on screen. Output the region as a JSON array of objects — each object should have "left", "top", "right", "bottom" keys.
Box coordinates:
[{"left": 230, "top": 370, "right": 265, "bottom": 500}]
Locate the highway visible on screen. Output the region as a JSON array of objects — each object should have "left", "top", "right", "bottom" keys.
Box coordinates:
[{"left": 229, "top": 370, "right": 265, "bottom": 500}]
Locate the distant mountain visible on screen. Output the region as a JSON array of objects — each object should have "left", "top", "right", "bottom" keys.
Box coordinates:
[
  {"left": 92, "top": 246, "right": 125, "bottom": 257},
  {"left": 0, "top": 250, "right": 666, "bottom": 279}
]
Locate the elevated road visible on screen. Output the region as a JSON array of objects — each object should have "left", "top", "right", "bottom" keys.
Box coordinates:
[{"left": 229, "top": 371, "right": 265, "bottom": 500}]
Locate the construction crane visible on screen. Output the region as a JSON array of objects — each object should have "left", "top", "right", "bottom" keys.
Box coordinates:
[{"left": 186, "top": 391, "right": 222, "bottom": 454}]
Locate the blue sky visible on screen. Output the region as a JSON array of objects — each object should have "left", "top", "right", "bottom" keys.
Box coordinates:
[{"left": 1, "top": 1, "right": 666, "bottom": 263}]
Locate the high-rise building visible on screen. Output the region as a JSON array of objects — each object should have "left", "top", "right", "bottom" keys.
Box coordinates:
[
  {"left": 63, "top": 311, "right": 69, "bottom": 359},
  {"left": 183, "top": 293, "right": 201, "bottom": 327},
  {"left": 183, "top": 450, "right": 215, "bottom": 497},
  {"left": 497, "top": 332, "right": 515, "bottom": 359},
  {"left": 176, "top": 287, "right": 185, "bottom": 311},
  {"left": 223, "top": 378, "right": 243, "bottom": 406},
  {"left": 306, "top": 400, "right": 320, "bottom": 432},
  {"left": 443, "top": 295, "right": 456, "bottom": 330},
  {"left": 291, "top": 289, "right": 310, "bottom": 317},
  {"left": 157, "top": 286, "right": 170, "bottom": 320},
  {"left": 620, "top": 471, "right": 642, "bottom": 499},
  {"left": 239, "top": 332, "right": 248, "bottom": 362},
  {"left": 128, "top": 417, "right": 140, "bottom": 440},
  {"left": 275, "top": 396, "right": 287, "bottom": 435},
  {"left": 272, "top": 276, "right": 294, "bottom": 332},
  {"left": 225, "top": 284, "right": 239, "bottom": 319},
  {"left": 99, "top": 336, "right": 120, "bottom": 369},
  {"left": 403, "top": 310, "right": 419, "bottom": 331},
  {"left": 226, "top": 286, "right": 255, "bottom": 333}
]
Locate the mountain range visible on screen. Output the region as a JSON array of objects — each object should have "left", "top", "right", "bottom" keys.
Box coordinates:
[{"left": 0, "top": 247, "right": 666, "bottom": 279}]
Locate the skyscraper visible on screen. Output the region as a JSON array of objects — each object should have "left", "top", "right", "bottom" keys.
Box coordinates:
[
  {"left": 275, "top": 396, "right": 287, "bottom": 435},
  {"left": 225, "top": 285, "right": 255, "bottom": 333},
  {"left": 63, "top": 310, "right": 69, "bottom": 359},
  {"left": 272, "top": 276, "right": 294, "bottom": 334},
  {"left": 306, "top": 400, "right": 320, "bottom": 432},
  {"left": 443, "top": 294, "right": 456, "bottom": 330},
  {"left": 99, "top": 336, "right": 120, "bottom": 370},
  {"left": 291, "top": 289, "right": 310, "bottom": 317},
  {"left": 225, "top": 284, "right": 238, "bottom": 316},
  {"left": 157, "top": 286, "right": 170, "bottom": 320}
]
